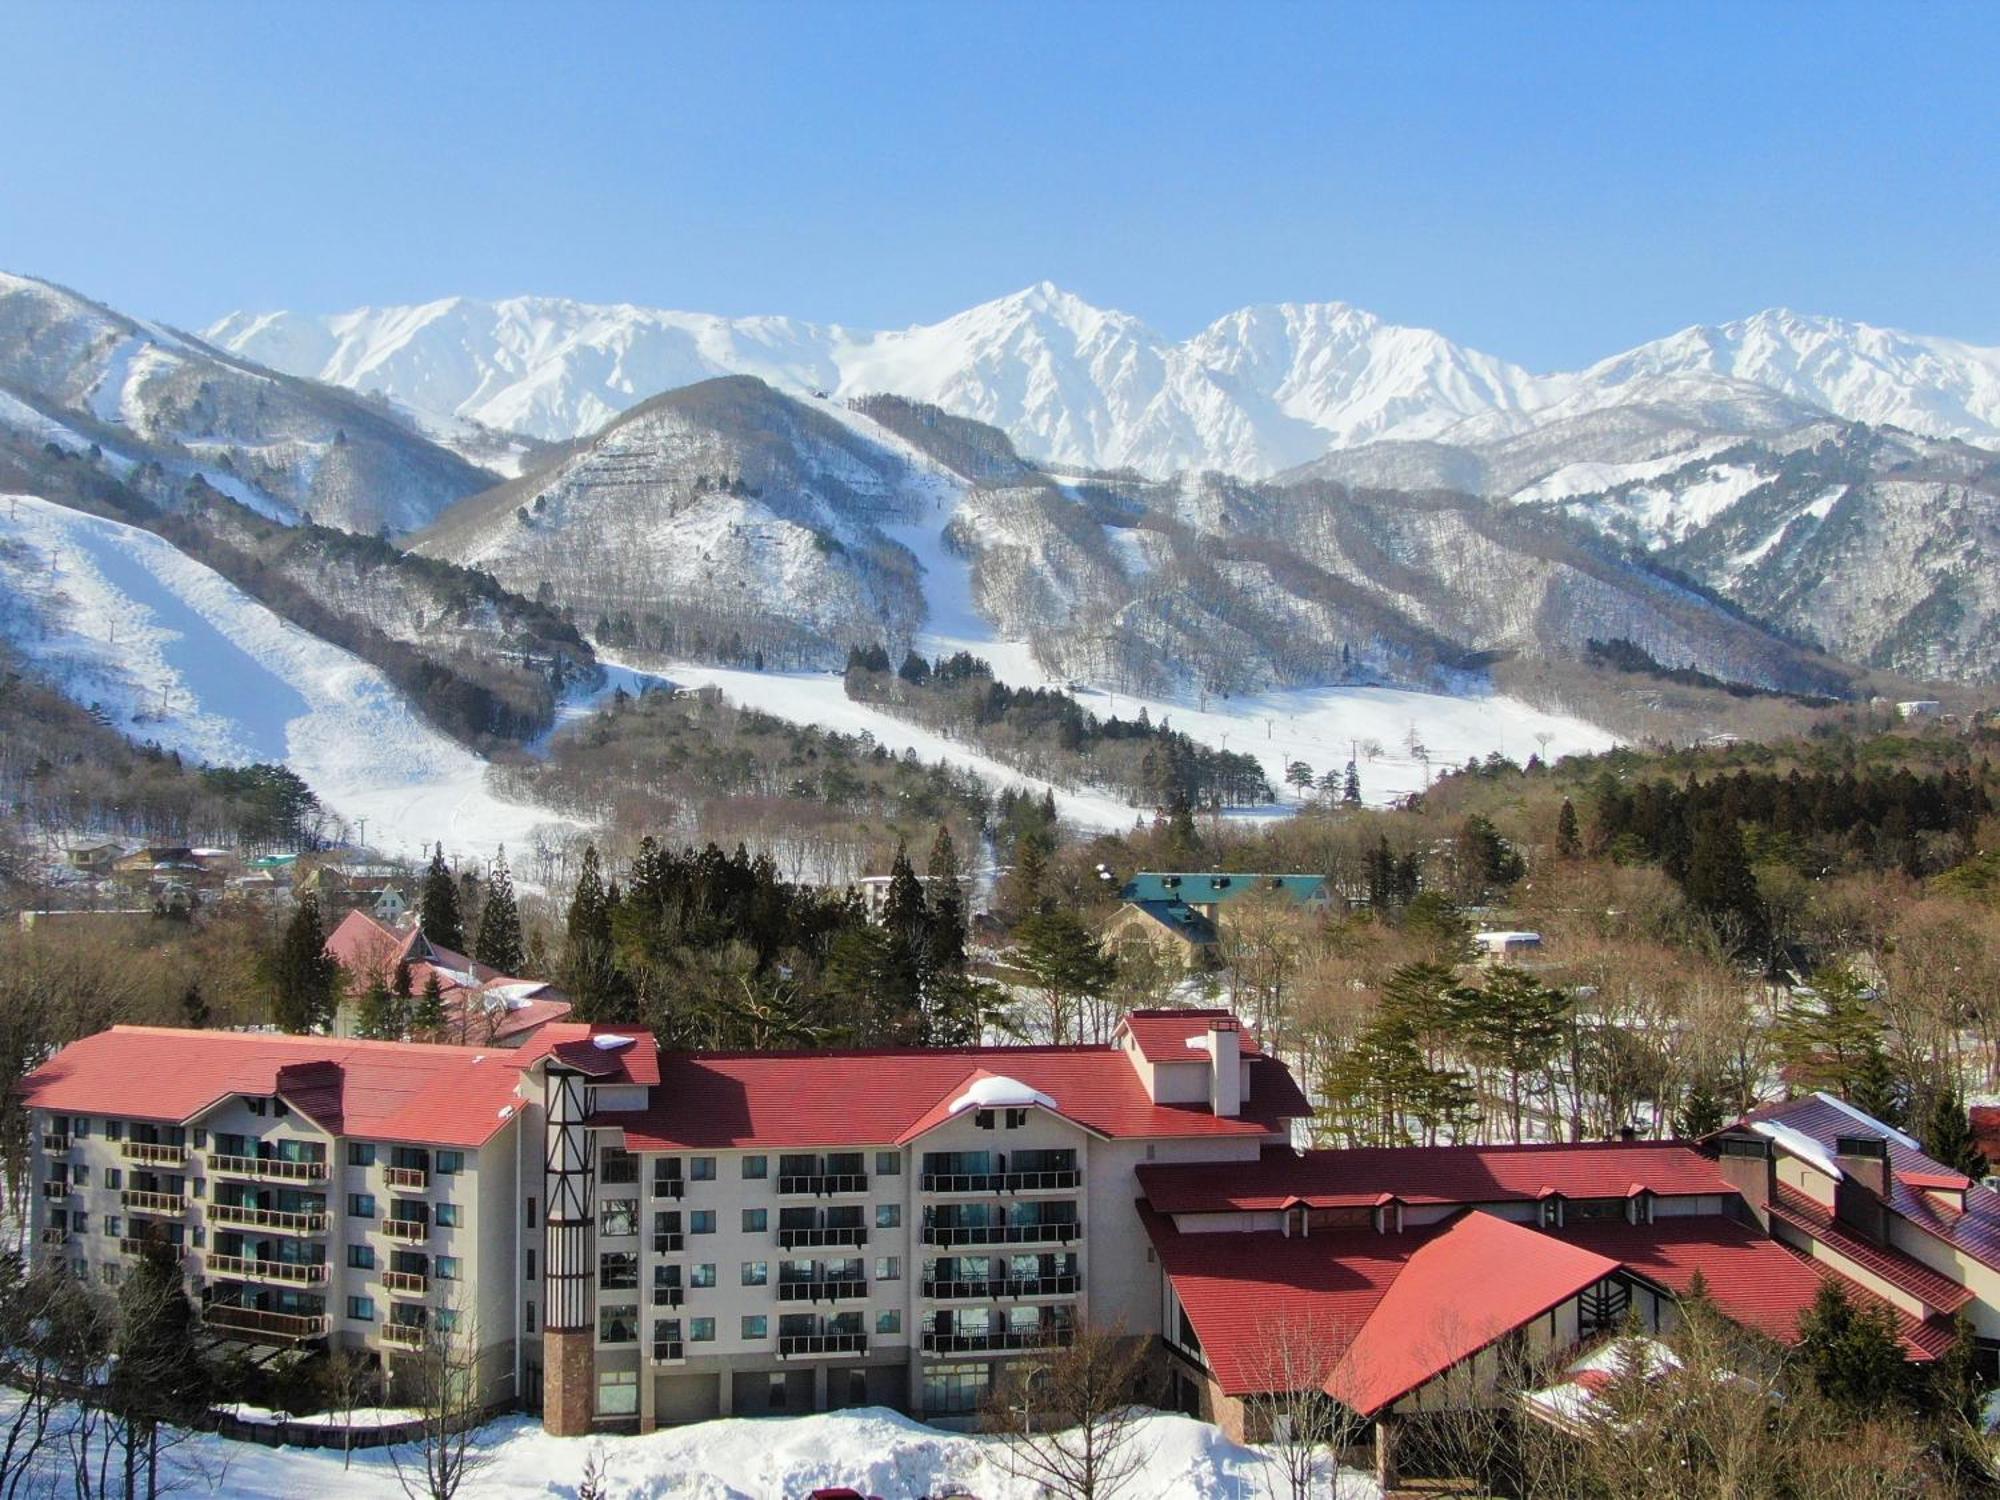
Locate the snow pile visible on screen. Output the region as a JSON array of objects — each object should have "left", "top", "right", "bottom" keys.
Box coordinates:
[
  {"left": 1751, "top": 1120, "right": 1844, "bottom": 1180},
  {"left": 947, "top": 1075, "right": 1058, "bottom": 1116}
]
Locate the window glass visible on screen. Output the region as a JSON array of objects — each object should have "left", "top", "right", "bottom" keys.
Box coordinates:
[
  {"left": 742, "top": 1155, "right": 768, "bottom": 1179},
  {"left": 742, "top": 1208, "right": 767, "bottom": 1233},
  {"left": 348, "top": 1244, "right": 375, "bottom": 1270},
  {"left": 348, "top": 1193, "right": 376, "bottom": 1219},
  {"left": 599, "top": 1305, "right": 638, "bottom": 1343},
  {"left": 875, "top": 1204, "right": 901, "bottom": 1230},
  {"left": 742, "top": 1260, "right": 768, "bottom": 1286},
  {"left": 436, "top": 1255, "right": 461, "bottom": 1281},
  {"left": 599, "top": 1252, "right": 638, "bottom": 1289},
  {"left": 348, "top": 1144, "right": 376, "bottom": 1167},
  {"left": 690, "top": 1157, "right": 716, "bottom": 1181},
  {"left": 436, "top": 1203, "right": 461, "bottom": 1229},
  {"left": 876, "top": 1310, "right": 901, "bottom": 1335},
  {"left": 347, "top": 1296, "right": 375, "bottom": 1322},
  {"left": 436, "top": 1151, "right": 465, "bottom": 1176},
  {"left": 874, "top": 1151, "right": 901, "bottom": 1175},
  {"left": 598, "top": 1200, "right": 636, "bottom": 1236},
  {"left": 742, "top": 1315, "right": 767, "bottom": 1340},
  {"left": 596, "top": 1371, "right": 638, "bottom": 1416},
  {"left": 691, "top": 1263, "right": 717, "bottom": 1288},
  {"left": 690, "top": 1210, "right": 716, "bottom": 1234},
  {"left": 875, "top": 1256, "right": 900, "bottom": 1280},
  {"left": 690, "top": 1317, "right": 715, "bottom": 1341}
]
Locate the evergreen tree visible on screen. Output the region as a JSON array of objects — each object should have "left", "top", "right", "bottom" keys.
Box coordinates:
[
  {"left": 267, "top": 893, "right": 339, "bottom": 1034},
  {"left": 178, "top": 978, "right": 210, "bottom": 1030},
  {"left": 1796, "top": 1279, "right": 1910, "bottom": 1411},
  {"left": 474, "top": 845, "right": 525, "bottom": 974},
  {"left": 926, "top": 823, "right": 963, "bottom": 909},
  {"left": 1847, "top": 1043, "right": 1907, "bottom": 1130},
  {"left": 420, "top": 843, "right": 465, "bottom": 951},
  {"left": 1342, "top": 760, "right": 1362, "bottom": 807},
  {"left": 1772, "top": 967, "right": 1885, "bottom": 1100},
  {"left": 563, "top": 844, "right": 623, "bottom": 1021},
  {"left": 413, "top": 972, "right": 447, "bottom": 1038},
  {"left": 1014, "top": 910, "right": 1118, "bottom": 1045},
  {"left": 1921, "top": 1082, "right": 1989, "bottom": 1181},
  {"left": 1285, "top": 761, "right": 1315, "bottom": 798},
  {"left": 1458, "top": 966, "right": 1570, "bottom": 1142},
  {"left": 356, "top": 975, "right": 403, "bottom": 1040},
  {"left": 1682, "top": 811, "right": 1766, "bottom": 953},
  {"left": 1163, "top": 786, "right": 1201, "bottom": 867},
  {"left": 1556, "top": 797, "right": 1581, "bottom": 859},
  {"left": 1675, "top": 1075, "right": 1727, "bottom": 1138},
  {"left": 1005, "top": 835, "right": 1050, "bottom": 923}
]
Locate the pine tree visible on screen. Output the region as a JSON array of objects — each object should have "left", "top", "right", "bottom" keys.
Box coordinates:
[
  {"left": 1556, "top": 797, "right": 1581, "bottom": 859},
  {"left": 1005, "top": 836, "right": 1050, "bottom": 923},
  {"left": 413, "top": 972, "right": 447, "bottom": 1038},
  {"left": 474, "top": 845, "right": 525, "bottom": 974},
  {"left": 563, "top": 844, "right": 625, "bottom": 1021},
  {"left": 420, "top": 843, "right": 465, "bottom": 951},
  {"left": 1682, "top": 812, "right": 1766, "bottom": 953},
  {"left": 1458, "top": 966, "right": 1571, "bottom": 1142},
  {"left": 178, "top": 978, "right": 210, "bottom": 1030},
  {"left": 1014, "top": 910, "right": 1117, "bottom": 1045},
  {"left": 356, "top": 975, "right": 402, "bottom": 1040},
  {"left": 1847, "top": 1043, "right": 1906, "bottom": 1129},
  {"left": 926, "top": 823, "right": 963, "bottom": 909},
  {"left": 1772, "top": 967, "right": 1886, "bottom": 1100},
  {"left": 267, "top": 893, "right": 339, "bottom": 1034},
  {"left": 111, "top": 1238, "right": 211, "bottom": 1498},
  {"left": 1922, "top": 1083, "right": 1989, "bottom": 1181},
  {"left": 1796, "top": 1279, "right": 1910, "bottom": 1411},
  {"left": 1342, "top": 760, "right": 1362, "bottom": 807},
  {"left": 1285, "top": 761, "right": 1315, "bottom": 798},
  {"left": 1675, "top": 1075, "right": 1727, "bottom": 1138}
]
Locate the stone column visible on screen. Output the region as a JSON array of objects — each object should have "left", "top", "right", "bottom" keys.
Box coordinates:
[{"left": 543, "top": 1329, "right": 595, "bottom": 1437}]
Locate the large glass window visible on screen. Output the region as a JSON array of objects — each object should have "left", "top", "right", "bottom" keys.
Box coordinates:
[
  {"left": 596, "top": 1370, "right": 638, "bottom": 1416},
  {"left": 599, "top": 1252, "right": 638, "bottom": 1290},
  {"left": 599, "top": 1199, "right": 638, "bottom": 1237},
  {"left": 600, "top": 1305, "right": 638, "bottom": 1344},
  {"left": 742, "top": 1155, "right": 768, "bottom": 1180},
  {"left": 922, "top": 1362, "right": 991, "bottom": 1416}
]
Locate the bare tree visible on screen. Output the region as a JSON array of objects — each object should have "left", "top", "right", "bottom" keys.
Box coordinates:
[
  {"left": 386, "top": 1304, "right": 492, "bottom": 1500},
  {"left": 1240, "top": 1311, "right": 1366, "bottom": 1500},
  {"left": 317, "top": 1346, "right": 379, "bottom": 1470},
  {"left": 983, "top": 1321, "right": 1150, "bottom": 1500}
]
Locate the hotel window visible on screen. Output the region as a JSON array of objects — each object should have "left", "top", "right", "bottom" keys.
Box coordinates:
[
  {"left": 596, "top": 1370, "right": 638, "bottom": 1416},
  {"left": 875, "top": 1256, "right": 900, "bottom": 1281},
  {"left": 690, "top": 1317, "right": 716, "bottom": 1342},
  {"left": 742, "top": 1208, "right": 768, "bottom": 1233},
  {"left": 524, "top": 1303, "right": 537, "bottom": 1334},
  {"left": 348, "top": 1244, "right": 375, "bottom": 1270},
  {"left": 106, "top": 1121, "right": 124, "bottom": 1140},
  {"left": 598, "top": 1149, "right": 635, "bottom": 1185},
  {"left": 348, "top": 1193, "right": 376, "bottom": 1219},
  {"left": 105, "top": 1216, "right": 122, "bottom": 1239},
  {"left": 742, "top": 1261, "right": 768, "bottom": 1287},
  {"left": 436, "top": 1204, "right": 460, "bottom": 1229},
  {"left": 105, "top": 1169, "right": 122, "bottom": 1190},
  {"left": 690, "top": 1157, "right": 716, "bottom": 1181},
  {"left": 525, "top": 1248, "right": 536, "bottom": 1281},
  {"left": 436, "top": 1151, "right": 465, "bottom": 1176},
  {"left": 600, "top": 1305, "right": 638, "bottom": 1344},
  {"left": 742, "top": 1315, "right": 767, "bottom": 1340},
  {"left": 875, "top": 1152, "right": 901, "bottom": 1176},
  {"left": 600, "top": 1253, "right": 638, "bottom": 1290},
  {"left": 525, "top": 1197, "right": 537, "bottom": 1229},
  {"left": 922, "top": 1362, "right": 991, "bottom": 1416},
  {"left": 1005, "top": 1108, "right": 1028, "bottom": 1129},
  {"left": 436, "top": 1255, "right": 461, "bottom": 1281},
  {"left": 876, "top": 1204, "right": 901, "bottom": 1230},
  {"left": 742, "top": 1155, "right": 768, "bottom": 1180},
  {"left": 690, "top": 1210, "right": 716, "bottom": 1235},
  {"left": 347, "top": 1296, "right": 375, "bottom": 1322},
  {"left": 347, "top": 1144, "right": 375, "bottom": 1167},
  {"left": 436, "top": 1310, "right": 459, "bottom": 1333},
  {"left": 72, "top": 1166, "right": 89, "bottom": 1187},
  {"left": 599, "top": 1200, "right": 637, "bottom": 1237},
  {"left": 691, "top": 1263, "right": 717, "bottom": 1289}
]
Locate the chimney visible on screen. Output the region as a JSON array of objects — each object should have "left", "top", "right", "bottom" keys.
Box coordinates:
[
  {"left": 1207, "top": 1018, "right": 1241, "bottom": 1118},
  {"left": 1833, "top": 1134, "right": 1893, "bottom": 1245},
  {"left": 1710, "top": 1133, "right": 1773, "bottom": 1229}
]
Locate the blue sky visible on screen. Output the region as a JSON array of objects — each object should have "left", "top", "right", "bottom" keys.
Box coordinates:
[{"left": 2, "top": 0, "right": 1994, "bottom": 369}]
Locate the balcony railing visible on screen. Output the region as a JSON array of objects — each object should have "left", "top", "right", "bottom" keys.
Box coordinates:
[
  {"left": 202, "top": 1305, "right": 327, "bottom": 1343},
  {"left": 920, "top": 1168, "right": 1082, "bottom": 1195},
  {"left": 38, "top": 1227, "right": 68, "bottom": 1247},
  {"left": 381, "top": 1270, "right": 429, "bottom": 1296},
  {"left": 651, "top": 1285, "right": 684, "bottom": 1308},
  {"left": 208, "top": 1253, "right": 327, "bottom": 1285},
  {"left": 922, "top": 1223, "right": 1079, "bottom": 1247},
  {"left": 40, "top": 1134, "right": 70, "bottom": 1154},
  {"left": 777, "top": 1226, "right": 868, "bottom": 1250},
  {"left": 380, "top": 1322, "right": 428, "bottom": 1350},
  {"left": 777, "top": 1174, "right": 869, "bottom": 1196},
  {"left": 778, "top": 1332, "right": 868, "bottom": 1358},
  {"left": 209, "top": 1203, "right": 326, "bottom": 1235},
  {"left": 210, "top": 1155, "right": 327, "bottom": 1183},
  {"left": 121, "top": 1142, "right": 189, "bottom": 1167},
  {"left": 653, "top": 1232, "right": 684, "bottom": 1254},
  {"left": 382, "top": 1218, "right": 429, "bottom": 1242},
  {"left": 653, "top": 1179, "right": 685, "bottom": 1200},
  {"left": 777, "top": 1278, "right": 866, "bottom": 1303},
  {"left": 921, "top": 1326, "right": 1074, "bottom": 1355},
  {"left": 39, "top": 1181, "right": 69, "bottom": 1201},
  {"left": 383, "top": 1166, "right": 429, "bottom": 1190},
  {"left": 922, "top": 1273, "right": 1081, "bottom": 1300},
  {"left": 121, "top": 1189, "right": 187, "bottom": 1215},
  {"left": 651, "top": 1340, "right": 684, "bottom": 1364}
]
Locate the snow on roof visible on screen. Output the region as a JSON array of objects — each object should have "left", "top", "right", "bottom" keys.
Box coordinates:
[
  {"left": 593, "top": 1033, "right": 636, "bottom": 1051},
  {"left": 1475, "top": 930, "right": 1542, "bottom": 944},
  {"left": 1751, "top": 1119, "right": 1843, "bottom": 1180},
  {"left": 486, "top": 980, "right": 550, "bottom": 1004},
  {"left": 948, "top": 1074, "right": 1057, "bottom": 1116},
  {"left": 1814, "top": 1091, "right": 1922, "bottom": 1152}
]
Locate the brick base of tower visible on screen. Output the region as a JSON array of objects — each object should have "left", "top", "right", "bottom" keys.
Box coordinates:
[{"left": 543, "top": 1329, "right": 595, "bottom": 1435}]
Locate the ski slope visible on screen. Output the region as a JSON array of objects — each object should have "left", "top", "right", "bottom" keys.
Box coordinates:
[{"left": 0, "top": 494, "right": 566, "bottom": 862}]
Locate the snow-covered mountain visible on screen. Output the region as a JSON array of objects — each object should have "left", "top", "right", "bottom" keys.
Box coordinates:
[{"left": 209, "top": 285, "right": 2000, "bottom": 478}]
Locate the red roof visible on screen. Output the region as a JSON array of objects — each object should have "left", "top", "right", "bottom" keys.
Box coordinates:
[
  {"left": 1118, "top": 1009, "right": 1264, "bottom": 1064},
  {"left": 21, "top": 1026, "right": 533, "bottom": 1148},
  {"left": 1768, "top": 1181, "right": 1975, "bottom": 1317},
  {"left": 1558, "top": 1215, "right": 1954, "bottom": 1361},
  {"left": 1745, "top": 1095, "right": 2000, "bottom": 1275},
  {"left": 605, "top": 1045, "right": 1307, "bottom": 1151},
  {"left": 513, "top": 1025, "right": 662, "bottom": 1088},
  {"left": 1326, "top": 1213, "right": 1622, "bottom": 1415},
  {"left": 324, "top": 910, "right": 573, "bottom": 1046},
  {"left": 1139, "top": 1140, "right": 1731, "bottom": 1215}
]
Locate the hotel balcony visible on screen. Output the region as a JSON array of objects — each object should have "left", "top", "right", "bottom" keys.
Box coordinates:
[
  {"left": 207, "top": 1253, "right": 327, "bottom": 1285},
  {"left": 919, "top": 1169, "right": 1081, "bottom": 1195},
  {"left": 777, "top": 1173, "right": 869, "bottom": 1196},
  {"left": 920, "top": 1325, "right": 1074, "bottom": 1355},
  {"left": 40, "top": 1134, "right": 69, "bottom": 1154},
  {"left": 653, "top": 1178, "right": 685, "bottom": 1200},
  {"left": 777, "top": 1332, "right": 868, "bottom": 1359},
  {"left": 383, "top": 1166, "right": 429, "bottom": 1191},
  {"left": 202, "top": 1305, "right": 326, "bottom": 1344},
  {"left": 653, "top": 1232, "right": 684, "bottom": 1254},
  {"left": 382, "top": 1218, "right": 429, "bottom": 1242},
  {"left": 117, "top": 1236, "right": 180, "bottom": 1258},
  {"left": 208, "top": 1203, "right": 326, "bottom": 1235},
  {"left": 38, "top": 1227, "right": 68, "bottom": 1247},
  {"left": 651, "top": 1285, "right": 684, "bottom": 1308},
  {"left": 381, "top": 1270, "right": 429, "bottom": 1297},
  {"left": 39, "top": 1181, "right": 69, "bottom": 1201},
  {"left": 381, "top": 1322, "right": 428, "bottom": 1350},
  {"left": 121, "top": 1142, "right": 189, "bottom": 1167},
  {"left": 777, "top": 1226, "right": 868, "bottom": 1250},
  {"left": 777, "top": 1278, "right": 866, "bottom": 1303},
  {"left": 650, "top": 1340, "right": 685, "bottom": 1364},
  {"left": 121, "top": 1189, "right": 187, "bottom": 1216},
  {"left": 210, "top": 1155, "right": 328, "bottom": 1183},
  {"left": 921, "top": 1223, "right": 1078, "bottom": 1247},
  {"left": 921, "top": 1273, "right": 1080, "bottom": 1300}
]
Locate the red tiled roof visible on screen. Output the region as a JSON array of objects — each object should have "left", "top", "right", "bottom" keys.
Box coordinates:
[
  {"left": 1326, "top": 1213, "right": 1622, "bottom": 1416},
  {"left": 513, "top": 1025, "right": 662, "bottom": 1088},
  {"left": 1139, "top": 1140, "right": 1731, "bottom": 1215},
  {"left": 606, "top": 1046, "right": 1307, "bottom": 1151},
  {"left": 20, "top": 1026, "right": 532, "bottom": 1148},
  {"left": 1118, "top": 1009, "right": 1264, "bottom": 1064},
  {"left": 1768, "top": 1181, "right": 1975, "bottom": 1317},
  {"left": 1557, "top": 1215, "right": 1953, "bottom": 1361},
  {"left": 1745, "top": 1095, "right": 2000, "bottom": 1275},
  {"left": 325, "top": 910, "right": 573, "bottom": 1045}
]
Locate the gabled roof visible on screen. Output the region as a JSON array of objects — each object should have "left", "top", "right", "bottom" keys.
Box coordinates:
[
  {"left": 605, "top": 1044, "right": 1308, "bottom": 1151},
  {"left": 1118, "top": 1009, "right": 1265, "bottom": 1065},
  {"left": 1742, "top": 1094, "right": 2000, "bottom": 1274},
  {"left": 1325, "top": 1213, "right": 1622, "bottom": 1416},
  {"left": 324, "top": 909, "right": 573, "bottom": 1045},
  {"left": 1768, "top": 1181, "right": 1975, "bottom": 1317},
  {"left": 1119, "top": 872, "right": 1327, "bottom": 907},
  {"left": 21, "top": 1026, "right": 534, "bottom": 1149},
  {"left": 892, "top": 1069, "right": 1079, "bottom": 1145},
  {"left": 1118, "top": 901, "right": 1218, "bottom": 945},
  {"left": 513, "top": 1025, "right": 661, "bottom": 1087},
  {"left": 1138, "top": 1140, "right": 1731, "bottom": 1215}
]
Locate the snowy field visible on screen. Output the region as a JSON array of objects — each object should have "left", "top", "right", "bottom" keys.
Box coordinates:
[
  {"left": 4, "top": 1403, "right": 1378, "bottom": 1500},
  {"left": 0, "top": 494, "right": 567, "bottom": 863}
]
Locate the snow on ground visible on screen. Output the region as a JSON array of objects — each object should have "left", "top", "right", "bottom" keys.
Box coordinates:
[
  {"left": 36, "top": 1404, "right": 1378, "bottom": 1500},
  {"left": 0, "top": 494, "right": 569, "bottom": 863},
  {"left": 1508, "top": 440, "right": 1733, "bottom": 507}
]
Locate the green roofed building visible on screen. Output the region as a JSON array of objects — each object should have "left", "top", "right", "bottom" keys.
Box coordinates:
[{"left": 1104, "top": 872, "right": 1330, "bottom": 965}]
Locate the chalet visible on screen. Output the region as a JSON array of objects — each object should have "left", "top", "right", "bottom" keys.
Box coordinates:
[
  {"left": 323, "top": 909, "right": 572, "bottom": 1047},
  {"left": 1104, "top": 872, "right": 1328, "bottom": 964},
  {"left": 63, "top": 839, "right": 125, "bottom": 876}
]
